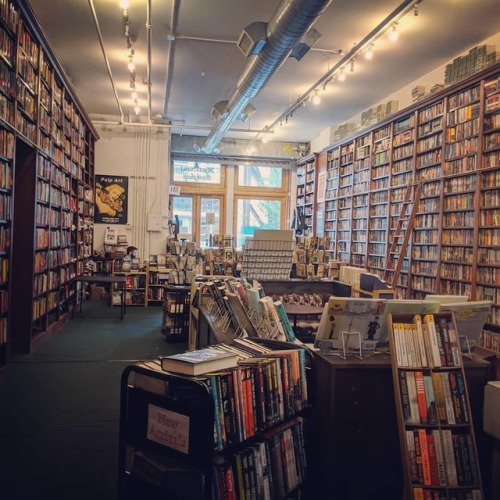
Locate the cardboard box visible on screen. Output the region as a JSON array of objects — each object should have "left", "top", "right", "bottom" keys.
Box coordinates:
[{"left": 484, "top": 381, "right": 500, "bottom": 440}]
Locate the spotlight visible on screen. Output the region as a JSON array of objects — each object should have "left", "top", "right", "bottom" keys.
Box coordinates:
[
  {"left": 312, "top": 91, "right": 321, "bottom": 106},
  {"left": 389, "top": 24, "right": 398, "bottom": 42}
]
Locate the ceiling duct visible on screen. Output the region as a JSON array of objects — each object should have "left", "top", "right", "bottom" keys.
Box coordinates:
[{"left": 201, "top": 0, "right": 332, "bottom": 154}]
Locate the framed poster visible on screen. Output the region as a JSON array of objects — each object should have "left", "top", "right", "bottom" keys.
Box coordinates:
[{"left": 95, "top": 175, "right": 128, "bottom": 224}]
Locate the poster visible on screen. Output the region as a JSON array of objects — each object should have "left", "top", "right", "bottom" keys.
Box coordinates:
[{"left": 95, "top": 175, "right": 128, "bottom": 224}]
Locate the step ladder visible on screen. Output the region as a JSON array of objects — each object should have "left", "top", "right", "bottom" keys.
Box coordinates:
[{"left": 382, "top": 180, "right": 423, "bottom": 287}]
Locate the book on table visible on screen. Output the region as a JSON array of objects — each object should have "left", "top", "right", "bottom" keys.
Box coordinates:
[{"left": 160, "top": 348, "right": 239, "bottom": 376}]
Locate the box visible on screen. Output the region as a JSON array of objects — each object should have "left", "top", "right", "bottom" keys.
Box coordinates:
[{"left": 484, "top": 381, "right": 500, "bottom": 440}]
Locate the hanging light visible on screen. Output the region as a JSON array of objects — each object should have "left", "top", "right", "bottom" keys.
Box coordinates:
[
  {"left": 364, "top": 44, "right": 374, "bottom": 60},
  {"left": 338, "top": 68, "right": 346, "bottom": 82},
  {"left": 350, "top": 59, "right": 355, "bottom": 73},
  {"left": 389, "top": 23, "right": 399, "bottom": 42},
  {"left": 312, "top": 91, "right": 321, "bottom": 106}
]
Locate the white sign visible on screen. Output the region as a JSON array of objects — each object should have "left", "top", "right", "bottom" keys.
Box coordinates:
[
  {"left": 206, "top": 212, "right": 215, "bottom": 225},
  {"left": 169, "top": 185, "right": 181, "bottom": 196},
  {"left": 147, "top": 404, "right": 190, "bottom": 454}
]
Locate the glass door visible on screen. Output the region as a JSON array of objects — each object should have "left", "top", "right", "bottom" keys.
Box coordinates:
[{"left": 172, "top": 195, "right": 223, "bottom": 247}]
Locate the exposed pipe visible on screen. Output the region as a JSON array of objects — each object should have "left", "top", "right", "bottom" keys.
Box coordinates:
[
  {"left": 163, "top": 0, "right": 181, "bottom": 116},
  {"left": 88, "top": 0, "right": 124, "bottom": 122},
  {"left": 201, "top": 0, "right": 332, "bottom": 153},
  {"left": 146, "top": 0, "right": 152, "bottom": 122}
]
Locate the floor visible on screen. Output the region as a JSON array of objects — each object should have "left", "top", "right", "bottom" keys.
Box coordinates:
[{"left": 0, "top": 298, "right": 185, "bottom": 500}]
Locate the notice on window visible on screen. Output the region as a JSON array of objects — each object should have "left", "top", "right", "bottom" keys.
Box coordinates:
[
  {"left": 206, "top": 212, "right": 215, "bottom": 224},
  {"left": 147, "top": 404, "right": 190, "bottom": 454}
]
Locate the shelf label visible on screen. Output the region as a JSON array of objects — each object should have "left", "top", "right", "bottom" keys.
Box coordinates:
[{"left": 147, "top": 404, "right": 190, "bottom": 454}]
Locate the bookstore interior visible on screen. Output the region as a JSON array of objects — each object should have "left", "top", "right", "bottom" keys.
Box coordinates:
[{"left": 3, "top": 0, "right": 500, "bottom": 498}]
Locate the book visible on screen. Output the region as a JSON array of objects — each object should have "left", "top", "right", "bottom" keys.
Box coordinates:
[{"left": 160, "top": 348, "right": 239, "bottom": 376}]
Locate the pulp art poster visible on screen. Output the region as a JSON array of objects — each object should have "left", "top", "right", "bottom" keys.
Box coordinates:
[{"left": 95, "top": 175, "right": 128, "bottom": 224}]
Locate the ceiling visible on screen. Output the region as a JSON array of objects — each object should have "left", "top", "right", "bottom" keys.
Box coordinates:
[{"left": 28, "top": 0, "right": 500, "bottom": 148}]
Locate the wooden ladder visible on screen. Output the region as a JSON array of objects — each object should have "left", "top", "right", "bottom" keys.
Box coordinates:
[{"left": 382, "top": 180, "right": 423, "bottom": 287}]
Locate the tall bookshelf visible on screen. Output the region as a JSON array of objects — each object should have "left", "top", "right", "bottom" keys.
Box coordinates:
[
  {"left": 2, "top": 0, "right": 97, "bottom": 358},
  {"left": 317, "top": 62, "right": 500, "bottom": 331},
  {"left": 295, "top": 155, "right": 316, "bottom": 237}
]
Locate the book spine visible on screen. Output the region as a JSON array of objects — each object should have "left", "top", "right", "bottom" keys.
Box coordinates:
[
  {"left": 415, "top": 371, "right": 428, "bottom": 424},
  {"left": 418, "top": 429, "right": 432, "bottom": 486},
  {"left": 431, "top": 429, "right": 447, "bottom": 486}
]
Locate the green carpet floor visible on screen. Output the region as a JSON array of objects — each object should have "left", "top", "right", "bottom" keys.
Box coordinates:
[{"left": 0, "top": 299, "right": 187, "bottom": 500}]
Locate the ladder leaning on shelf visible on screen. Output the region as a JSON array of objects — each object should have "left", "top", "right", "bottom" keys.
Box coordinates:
[{"left": 382, "top": 180, "right": 423, "bottom": 288}]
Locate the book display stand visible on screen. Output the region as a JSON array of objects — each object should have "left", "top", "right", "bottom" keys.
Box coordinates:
[
  {"left": 388, "top": 312, "right": 484, "bottom": 499},
  {"left": 241, "top": 238, "right": 294, "bottom": 281}
]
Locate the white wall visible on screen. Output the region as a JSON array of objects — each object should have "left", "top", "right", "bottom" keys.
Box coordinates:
[{"left": 94, "top": 125, "right": 170, "bottom": 261}]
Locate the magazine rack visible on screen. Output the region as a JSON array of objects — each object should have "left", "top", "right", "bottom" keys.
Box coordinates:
[{"left": 161, "top": 284, "right": 191, "bottom": 343}]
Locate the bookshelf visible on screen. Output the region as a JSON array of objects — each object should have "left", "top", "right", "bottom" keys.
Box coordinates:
[
  {"left": 389, "top": 312, "right": 484, "bottom": 499},
  {"left": 112, "top": 261, "right": 147, "bottom": 307},
  {"left": 118, "top": 341, "right": 311, "bottom": 498},
  {"left": 317, "top": 62, "right": 500, "bottom": 331},
  {"left": 295, "top": 155, "right": 316, "bottom": 236},
  {"left": 4, "top": 0, "right": 97, "bottom": 357}
]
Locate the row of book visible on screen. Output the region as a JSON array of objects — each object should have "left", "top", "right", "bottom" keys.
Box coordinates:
[
  {"left": 127, "top": 416, "right": 307, "bottom": 500},
  {"left": 208, "top": 339, "right": 308, "bottom": 449},
  {"left": 406, "top": 428, "right": 479, "bottom": 488},
  {"left": 211, "top": 417, "right": 306, "bottom": 500},
  {"left": 399, "top": 370, "right": 469, "bottom": 426},
  {"left": 201, "top": 278, "right": 296, "bottom": 343},
  {"left": 413, "top": 487, "right": 481, "bottom": 500},
  {"left": 392, "top": 314, "right": 461, "bottom": 369},
  {"left": 138, "top": 339, "right": 309, "bottom": 452}
]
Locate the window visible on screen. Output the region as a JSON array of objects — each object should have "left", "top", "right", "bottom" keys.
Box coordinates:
[
  {"left": 173, "top": 161, "right": 222, "bottom": 184},
  {"left": 238, "top": 165, "right": 283, "bottom": 188},
  {"left": 235, "top": 197, "right": 282, "bottom": 248}
]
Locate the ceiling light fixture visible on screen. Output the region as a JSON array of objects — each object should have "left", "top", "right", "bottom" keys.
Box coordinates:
[
  {"left": 255, "top": 0, "right": 423, "bottom": 142},
  {"left": 389, "top": 23, "right": 399, "bottom": 42},
  {"left": 312, "top": 91, "right": 321, "bottom": 106}
]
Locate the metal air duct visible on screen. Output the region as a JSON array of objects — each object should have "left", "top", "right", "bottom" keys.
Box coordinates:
[{"left": 201, "top": 0, "right": 332, "bottom": 153}]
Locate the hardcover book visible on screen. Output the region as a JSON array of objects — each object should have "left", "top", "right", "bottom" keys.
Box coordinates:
[{"left": 160, "top": 348, "right": 239, "bottom": 376}]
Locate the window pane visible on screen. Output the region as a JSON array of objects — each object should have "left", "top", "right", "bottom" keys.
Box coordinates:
[
  {"left": 173, "top": 161, "right": 221, "bottom": 184},
  {"left": 173, "top": 196, "right": 193, "bottom": 237},
  {"left": 200, "top": 197, "right": 221, "bottom": 248},
  {"left": 238, "top": 165, "right": 282, "bottom": 188},
  {"left": 236, "top": 198, "right": 281, "bottom": 248}
]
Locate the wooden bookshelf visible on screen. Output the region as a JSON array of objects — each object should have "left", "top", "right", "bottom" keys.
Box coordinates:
[
  {"left": 318, "top": 62, "right": 500, "bottom": 331},
  {"left": 388, "top": 312, "right": 484, "bottom": 499},
  {"left": 3, "top": 0, "right": 97, "bottom": 358},
  {"left": 295, "top": 154, "right": 317, "bottom": 237}
]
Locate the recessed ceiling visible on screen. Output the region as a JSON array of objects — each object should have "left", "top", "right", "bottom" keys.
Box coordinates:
[{"left": 29, "top": 0, "right": 500, "bottom": 146}]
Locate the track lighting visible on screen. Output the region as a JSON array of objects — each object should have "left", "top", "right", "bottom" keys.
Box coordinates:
[
  {"left": 350, "top": 59, "right": 355, "bottom": 73},
  {"left": 364, "top": 45, "right": 374, "bottom": 60},
  {"left": 338, "top": 68, "right": 346, "bottom": 82},
  {"left": 389, "top": 23, "right": 399, "bottom": 42},
  {"left": 414, "top": 3, "right": 419, "bottom": 16},
  {"left": 312, "top": 91, "right": 321, "bottom": 106}
]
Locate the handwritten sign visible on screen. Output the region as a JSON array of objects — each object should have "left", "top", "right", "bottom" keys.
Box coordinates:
[{"left": 147, "top": 404, "right": 190, "bottom": 454}]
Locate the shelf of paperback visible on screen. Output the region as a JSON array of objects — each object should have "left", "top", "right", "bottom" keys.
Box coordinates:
[
  {"left": 118, "top": 339, "right": 311, "bottom": 499},
  {"left": 388, "top": 312, "right": 484, "bottom": 500},
  {"left": 161, "top": 284, "right": 191, "bottom": 343},
  {"left": 112, "top": 272, "right": 147, "bottom": 307},
  {"left": 241, "top": 239, "right": 294, "bottom": 281}
]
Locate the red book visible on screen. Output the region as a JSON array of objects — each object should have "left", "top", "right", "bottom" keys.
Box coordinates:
[
  {"left": 426, "top": 432, "right": 439, "bottom": 486},
  {"left": 414, "top": 371, "right": 428, "bottom": 424},
  {"left": 418, "top": 429, "right": 432, "bottom": 486}
]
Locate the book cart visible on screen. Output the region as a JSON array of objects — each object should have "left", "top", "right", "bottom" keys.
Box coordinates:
[
  {"left": 118, "top": 339, "right": 313, "bottom": 499},
  {"left": 388, "top": 312, "right": 484, "bottom": 499}
]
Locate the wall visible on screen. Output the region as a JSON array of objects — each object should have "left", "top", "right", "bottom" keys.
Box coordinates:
[{"left": 94, "top": 125, "right": 170, "bottom": 261}]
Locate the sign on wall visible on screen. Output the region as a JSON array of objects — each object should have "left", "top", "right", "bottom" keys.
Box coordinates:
[{"left": 95, "top": 175, "right": 128, "bottom": 224}]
